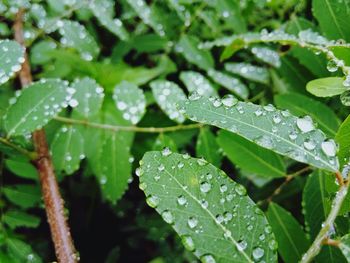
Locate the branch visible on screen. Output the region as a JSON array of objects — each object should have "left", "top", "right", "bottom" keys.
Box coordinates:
[
  {"left": 300, "top": 180, "right": 350, "bottom": 263},
  {"left": 0, "top": 137, "right": 37, "bottom": 160},
  {"left": 14, "top": 9, "right": 78, "bottom": 263},
  {"left": 54, "top": 116, "right": 203, "bottom": 133}
]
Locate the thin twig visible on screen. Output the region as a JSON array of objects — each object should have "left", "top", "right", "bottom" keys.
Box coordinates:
[
  {"left": 53, "top": 116, "right": 203, "bottom": 133},
  {"left": 322, "top": 238, "right": 340, "bottom": 247},
  {"left": 0, "top": 137, "right": 37, "bottom": 159},
  {"left": 14, "top": 9, "right": 78, "bottom": 263}
]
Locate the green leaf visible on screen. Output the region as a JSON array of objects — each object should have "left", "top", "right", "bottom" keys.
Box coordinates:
[
  {"left": 312, "top": 0, "right": 350, "bottom": 42},
  {"left": 0, "top": 39, "right": 25, "bottom": 85},
  {"left": 3, "top": 210, "right": 40, "bottom": 229},
  {"left": 4, "top": 79, "right": 71, "bottom": 136},
  {"left": 340, "top": 234, "right": 350, "bottom": 261},
  {"left": 5, "top": 158, "right": 38, "bottom": 180},
  {"left": 153, "top": 134, "right": 178, "bottom": 152},
  {"left": 207, "top": 69, "right": 249, "bottom": 99},
  {"left": 266, "top": 203, "right": 309, "bottom": 263},
  {"left": 180, "top": 96, "right": 339, "bottom": 172},
  {"left": 177, "top": 35, "right": 214, "bottom": 71},
  {"left": 336, "top": 115, "right": 350, "bottom": 168},
  {"left": 30, "top": 40, "right": 57, "bottom": 65},
  {"left": 330, "top": 46, "right": 350, "bottom": 67},
  {"left": 51, "top": 125, "right": 84, "bottom": 175},
  {"left": 213, "top": 0, "right": 246, "bottom": 33},
  {"left": 150, "top": 80, "right": 186, "bottom": 123},
  {"left": 71, "top": 77, "right": 104, "bottom": 118},
  {"left": 224, "top": 62, "right": 269, "bottom": 85},
  {"left": 306, "top": 77, "right": 347, "bottom": 97},
  {"left": 180, "top": 71, "right": 217, "bottom": 96},
  {"left": 138, "top": 151, "right": 278, "bottom": 263},
  {"left": 7, "top": 238, "right": 42, "bottom": 263},
  {"left": 217, "top": 130, "right": 286, "bottom": 178},
  {"left": 274, "top": 93, "right": 340, "bottom": 137},
  {"left": 196, "top": 128, "right": 222, "bottom": 167},
  {"left": 3, "top": 184, "right": 41, "bottom": 209},
  {"left": 113, "top": 81, "right": 146, "bottom": 124},
  {"left": 250, "top": 47, "right": 281, "bottom": 68},
  {"left": 58, "top": 20, "right": 100, "bottom": 60}
]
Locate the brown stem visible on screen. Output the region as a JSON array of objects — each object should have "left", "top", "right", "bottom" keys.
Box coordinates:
[
  {"left": 322, "top": 238, "right": 340, "bottom": 247},
  {"left": 14, "top": 9, "right": 78, "bottom": 263}
]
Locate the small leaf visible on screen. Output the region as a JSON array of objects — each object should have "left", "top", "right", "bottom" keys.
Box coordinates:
[
  {"left": 339, "top": 234, "right": 350, "bottom": 261},
  {"left": 5, "top": 158, "right": 38, "bottom": 180},
  {"left": 51, "top": 125, "right": 84, "bottom": 175},
  {"left": 71, "top": 77, "right": 104, "bottom": 118},
  {"left": 180, "top": 71, "right": 217, "bottom": 96},
  {"left": 266, "top": 203, "right": 309, "bottom": 263},
  {"left": 139, "top": 151, "right": 278, "bottom": 263},
  {"left": 306, "top": 77, "right": 347, "bottom": 97},
  {"left": 30, "top": 40, "right": 57, "bottom": 65},
  {"left": 150, "top": 80, "right": 186, "bottom": 123},
  {"left": 0, "top": 39, "right": 25, "bottom": 85},
  {"left": 57, "top": 20, "right": 100, "bottom": 61},
  {"left": 225, "top": 62, "right": 269, "bottom": 84},
  {"left": 207, "top": 69, "right": 249, "bottom": 99},
  {"left": 176, "top": 35, "right": 214, "bottom": 70},
  {"left": 113, "top": 81, "right": 146, "bottom": 124},
  {"left": 180, "top": 96, "right": 339, "bottom": 172},
  {"left": 3, "top": 210, "right": 40, "bottom": 229},
  {"left": 217, "top": 130, "right": 286, "bottom": 178},
  {"left": 336, "top": 115, "right": 350, "bottom": 168},
  {"left": 3, "top": 184, "right": 41, "bottom": 209},
  {"left": 4, "top": 79, "right": 71, "bottom": 136},
  {"left": 7, "top": 238, "right": 42, "bottom": 263},
  {"left": 274, "top": 93, "right": 340, "bottom": 137},
  {"left": 196, "top": 128, "right": 222, "bottom": 167},
  {"left": 250, "top": 47, "right": 281, "bottom": 68},
  {"left": 213, "top": 0, "right": 246, "bottom": 33}
]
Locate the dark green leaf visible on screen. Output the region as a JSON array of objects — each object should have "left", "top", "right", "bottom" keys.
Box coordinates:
[
  {"left": 196, "top": 127, "right": 222, "bottom": 167},
  {"left": 3, "top": 210, "right": 40, "bottom": 229},
  {"left": 3, "top": 184, "right": 41, "bottom": 209},
  {"left": 336, "top": 115, "right": 350, "bottom": 168}
]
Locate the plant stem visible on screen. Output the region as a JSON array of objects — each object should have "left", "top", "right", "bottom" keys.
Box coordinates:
[
  {"left": 53, "top": 116, "right": 203, "bottom": 133},
  {"left": 0, "top": 137, "right": 37, "bottom": 159},
  {"left": 14, "top": 9, "right": 78, "bottom": 263},
  {"left": 300, "top": 180, "right": 350, "bottom": 263}
]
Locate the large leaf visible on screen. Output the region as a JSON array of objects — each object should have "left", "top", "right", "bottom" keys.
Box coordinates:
[
  {"left": 336, "top": 115, "right": 350, "bottom": 168},
  {"left": 340, "top": 234, "right": 350, "bottom": 261},
  {"left": 196, "top": 127, "right": 222, "bottom": 167},
  {"left": 306, "top": 77, "right": 347, "bottom": 97},
  {"left": 0, "top": 39, "right": 25, "bottom": 85},
  {"left": 274, "top": 93, "right": 340, "bottom": 137},
  {"left": 312, "top": 0, "right": 350, "bottom": 42},
  {"left": 266, "top": 203, "right": 309, "bottom": 263},
  {"left": 179, "top": 96, "right": 339, "bottom": 172},
  {"left": 217, "top": 130, "right": 286, "bottom": 178},
  {"left": 4, "top": 79, "right": 72, "bottom": 136},
  {"left": 138, "top": 151, "right": 278, "bottom": 263}
]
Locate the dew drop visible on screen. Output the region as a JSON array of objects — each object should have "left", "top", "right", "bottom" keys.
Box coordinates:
[
  {"left": 221, "top": 94, "right": 237, "bottom": 107},
  {"left": 161, "top": 210, "right": 174, "bottom": 224},
  {"left": 236, "top": 240, "right": 247, "bottom": 251},
  {"left": 268, "top": 239, "right": 278, "bottom": 250},
  {"left": 321, "top": 140, "right": 337, "bottom": 157},
  {"left": 303, "top": 139, "right": 316, "bottom": 150},
  {"left": 188, "top": 217, "right": 198, "bottom": 229},
  {"left": 146, "top": 195, "right": 159, "bottom": 208},
  {"left": 181, "top": 235, "right": 195, "bottom": 251},
  {"left": 158, "top": 164, "right": 165, "bottom": 171},
  {"left": 235, "top": 184, "right": 247, "bottom": 195},
  {"left": 197, "top": 158, "right": 207, "bottom": 166},
  {"left": 252, "top": 247, "right": 264, "bottom": 260},
  {"left": 200, "top": 254, "right": 216, "bottom": 263},
  {"left": 200, "top": 181, "right": 211, "bottom": 193},
  {"left": 135, "top": 167, "right": 144, "bottom": 177},
  {"left": 177, "top": 195, "right": 187, "bottom": 206},
  {"left": 296, "top": 116, "right": 315, "bottom": 133},
  {"left": 327, "top": 59, "right": 338, "bottom": 72},
  {"left": 161, "top": 147, "right": 172, "bottom": 156}
]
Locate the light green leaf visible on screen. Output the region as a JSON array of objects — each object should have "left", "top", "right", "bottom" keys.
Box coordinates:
[
  {"left": 51, "top": 125, "right": 84, "bottom": 175},
  {"left": 5, "top": 158, "right": 38, "bottom": 180},
  {"left": 217, "top": 130, "right": 286, "bottom": 178},
  {"left": 71, "top": 77, "right": 104, "bottom": 118},
  {"left": 30, "top": 40, "right": 57, "bottom": 65},
  {"left": 250, "top": 47, "right": 281, "bottom": 68},
  {"left": 336, "top": 115, "right": 350, "bottom": 168},
  {"left": 274, "top": 93, "right": 340, "bottom": 137},
  {"left": 153, "top": 134, "right": 178, "bottom": 152},
  {"left": 7, "top": 238, "right": 42, "bottom": 263},
  {"left": 150, "top": 80, "right": 186, "bottom": 123},
  {"left": 138, "top": 151, "right": 278, "bottom": 263},
  {"left": 307, "top": 77, "right": 347, "bottom": 97},
  {"left": 207, "top": 69, "right": 249, "bottom": 99},
  {"left": 58, "top": 20, "right": 100, "bottom": 60},
  {"left": 179, "top": 96, "right": 339, "bottom": 172},
  {"left": 196, "top": 128, "right": 222, "bottom": 167},
  {"left": 225, "top": 62, "right": 269, "bottom": 84},
  {"left": 4, "top": 79, "right": 71, "bottom": 136},
  {"left": 180, "top": 71, "right": 217, "bottom": 96},
  {"left": 312, "top": 0, "right": 350, "bottom": 42},
  {"left": 340, "top": 234, "right": 350, "bottom": 261},
  {"left": 3, "top": 184, "right": 41, "bottom": 209},
  {"left": 3, "top": 210, "right": 40, "bottom": 229},
  {"left": 177, "top": 35, "right": 214, "bottom": 70},
  {"left": 0, "top": 39, "right": 25, "bottom": 85},
  {"left": 213, "top": 0, "right": 246, "bottom": 33},
  {"left": 113, "top": 81, "right": 146, "bottom": 125},
  {"left": 266, "top": 203, "right": 309, "bottom": 263}
]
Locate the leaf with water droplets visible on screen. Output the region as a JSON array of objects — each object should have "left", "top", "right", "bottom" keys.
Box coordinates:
[
  {"left": 6, "top": 238, "right": 42, "bottom": 263},
  {"left": 266, "top": 203, "right": 309, "bottom": 263},
  {"left": 207, "top": 69, "right": 249, "bottom": 99},
  {"left": 51, "top": 125, "right": 84, "bottom": 175},
  {"left": 196, "top": 127, "right": 222, "bottom": 167},
  {"left": 139, "top": 151, "right": 278, "bottom": 263},
  {"left": 336, "top": 115, "right": 350, "bottom": 169},
  {"left": 250, "top": 47, "right": 281, "bottom": 68},
  {"left": 0, "top": 39, "right": 25, "bottom": 85},
  {"left": 339, "top": 234, "right": 350, "bottom": 261},
  {"left": 225, "top": 62, "right": 269, "bottom": 85},
  {"left": 176, "top": 35, "right": 214, "bottom": 71},
  {"left": 217, "top": 130, "right": 286, "bottom": 178},
  {"left": 113, "top": 81, "right": 146, "bottom": 125},
  {"left": 307, "top": 77, "right": 347, "bottom": 97},
  {"left": 180, "top": 96, "right": 339, "bottom": 172},
  {"left": 57, "top": 20, "right": 100, "bottom": 61},
  {"left": 4, "top": 79, "right": 71, "bottom": 137},
  {"left": 71, "top": 77, "right": 104, "bottom": 118},
  {"left": 150, "top": 80, "right": 186, "bottom": 123},
  {"left": 180, "top": 71, "right": 217, "bottom": 97},
  {"left": 3, "top": 210, "right": 40, "bottom": 229}
]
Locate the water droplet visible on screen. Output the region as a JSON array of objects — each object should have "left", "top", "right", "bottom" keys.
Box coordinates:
[
  {"left": 220, "top": 184, "right": 228, "bottom": 193},
  {"left": 255, "top": 109, "right": 263, "bottom": 116},
  {"left": 263, "top": 104, "right": 275, "bottom": 112},
  {"left": 252, "top": 247, "right": 264, "bottom": 260},
  {"left": 303, "top": 139, "right": 316, "bottom": 150},
  {"left": 161, "top": 210, "right": 174, "bottom": 224},
  {"left": 200, "top": 181, "right": 211, "bottom": 193},
  {"left": 197, "top": 158, "right": 207, "bottom": 166},
  {"left": 216, "top": 214, "right": 224, "bottom": 223},
  {"left": 321, "top": 140, "right": 337, "bottom": 157},
  {"left": 212, "top": 98, "right": 222, "bottom": 108},
  {"left": 177, "top": 195, "right": 187, "bottom": 206},
  {"left": 296, "top": 116, "right": 315, "bottom": 133},
  {"left": 343, "top": 75, "right": 350, "bottom": 87},
  {"left": 289, "top": 131, "right": 298, "bottom": 140},
  {"left": 139, "top": 182, "right": 147, "bottom": 190},
  {"left": 135, "top": 167, "right": 144, "bottom": 177},
  {"left": 146, "top": 195, "right": 159, "bottom": 208},
  {"left": 188, "top": 217, "right": 198, "bottom": 228},
  {"left": 237, "top": 240, "right": 247, "bottom": 251},
  {"left": 235, "top": 184, "right": 247, "bottom": 195},
  {"left": 224, "top": 230, "right": 232, "bottom": 239},
  {"left": 327, "top": 60, "right": 338, "bottom": 72},
  {"left": 221, "top": 94, "right": 237, "bottom": 107},
  {"left": 264, "top": 225, "right": 272, "bottom": 234},
  {"left": 161, "top": 147, "right": 172, "bottom": 156},
  {"left": 272, "top": 114, "right": 282, "bottom": 124},
  {"left": 158, "top": 164, "right": 165, "bottom": 171},
  {"left": 182, "top": 153, "right": 191, "bottom": 159},
  {"left": 189, "top": 92, "right": 201, "bottom": 101},
  {"left": 200, "top": 254, "right": 216, "bottom": 263},
  {"left": 181, "top": 235, "right": 195, "bottom": 251},
  {"left": 268, "top": 239, "right": 278, "bottom": 250},
  {"left": 177, "top": 162, "right": 184, "bottom": 169}
]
